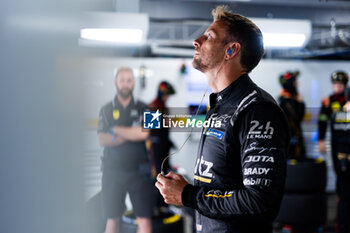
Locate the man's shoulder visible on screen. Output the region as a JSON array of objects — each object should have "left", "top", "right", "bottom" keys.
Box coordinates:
[
  {"left": 239, "top": 75, "right": 278, "bottom": 106},
  {"left": 226, "top": 85, "right": 282, "bottom": 127},
  {"left": 237, "top": 85, "right": 283, "bottom": 118},
  {"left": 134, "top": 98, "right": 148, "bottom": 109},
  {"left": 100, "top": 100, "right": 113, "bottom": 112},
  {"left": 236, "top": 85, "right": 278, "bottom": 110},
  {"left": 254, "top": 85, "right": 278, "bottom": 105},
  {"left": 238, "top": 94, "right": 288, "bottom": 130},
  {"left": 321, "top": 96, "right": 330, "bottom": 107}
]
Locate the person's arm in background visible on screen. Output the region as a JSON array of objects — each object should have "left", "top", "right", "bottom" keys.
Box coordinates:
[
  {"left": 345, "top": 87, "right": 350, "bottom": 112},
  {"left": 97, "top": 107, "right": 126, "bottom": 147},
  {"left": 278, "top": 96, "right": 290, "bottom": 116},
  {"left": 318, "top": 97, "right": 330, "bottom": 154},
  {"left": 296, "top": 94, "right": 305, "bottom": 122},
  {"left": 111, "top": 126, "right": 149, "bottom": 141},
  {"left": 111, "top": 102, "right": 150, "bottom": 142},
  {"left": 98, "top": 132, "right": 126, "bottom": 147}
]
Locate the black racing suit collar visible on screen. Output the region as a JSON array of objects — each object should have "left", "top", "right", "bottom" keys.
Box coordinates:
[{"left": 209, "top": 73, "right": 251, "bottom": 108}]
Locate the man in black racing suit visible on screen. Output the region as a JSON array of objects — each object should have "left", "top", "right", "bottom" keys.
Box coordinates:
[
  {"left": 318, "top": 71, "right": 350, "bottom": 233},
  {"left": 155, "top": 5, "right": 290, "bottom": 233}
]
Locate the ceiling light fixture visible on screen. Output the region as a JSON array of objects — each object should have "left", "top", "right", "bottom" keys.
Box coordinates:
[
  {"left": 263, "top": 33, "right": 306, "bottom": 47},
  {"left": 80, "top": 28, "right": 143, "bottom": 44},
  {"left": 253, "top": 18, "right": 312, "bottom": 48},
  {"left": 79, "top": 12, "right": 149, "bottom": 45}
]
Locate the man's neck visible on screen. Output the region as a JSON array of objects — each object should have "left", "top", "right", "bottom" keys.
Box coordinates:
[
  {"left": 117, "top": 94, "right": 132, "bottom": 108},
  {"left": 207, "top": 64, "right": 246, "bottom": 93}
]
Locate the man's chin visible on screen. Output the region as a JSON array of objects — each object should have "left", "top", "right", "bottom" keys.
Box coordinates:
[
  {"left": 119, "top": 91, "right": 132, "bottom": 99},
  {"left": 192, "top": 60, "right": 201, "bottom": 71},
  {"left": 192, "top": 60, "right": 205, "bottom": 72}
]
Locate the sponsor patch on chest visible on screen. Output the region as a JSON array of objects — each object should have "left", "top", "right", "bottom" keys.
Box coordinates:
[{"left": 204, "top": 128, "right": 224, "bottom": 139}]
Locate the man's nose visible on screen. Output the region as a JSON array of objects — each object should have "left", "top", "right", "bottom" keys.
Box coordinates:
[{"left": 193, "top": 36, "right": 202, "bottom": 48}]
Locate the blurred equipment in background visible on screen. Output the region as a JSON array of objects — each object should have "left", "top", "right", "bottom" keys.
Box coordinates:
[
  {"left": 318, "top": 70, "right": 350, "bottom": 233},
  {"left": 276, "top": 158, "right": 327, "bottom": 233},
  {"left": 120, "top": 207, "right": 183, "bottom": 233},
  {"left": 139, "top": 65, "right": 147, "bottom": 89},
  {"left": 278, "top": 71, "right": 306, "bottom": 160},
  {"left": 276, "top": 71, "right": 330, "bottom": 232},
  {"left": 148, "top": 81, "right": 176, "bottom": 208}
]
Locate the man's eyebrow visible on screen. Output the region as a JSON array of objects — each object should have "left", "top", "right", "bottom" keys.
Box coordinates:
[{"left": 206, "top": 28, "right": 217, "bottom": 35}]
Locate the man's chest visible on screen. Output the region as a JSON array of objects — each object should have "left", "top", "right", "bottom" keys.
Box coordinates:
[
  {"left": 194, "top": 108, "right": 241, "bottom": 186},
  {"left": 106, "top": 106, "right": 141, "bottom": 127}
]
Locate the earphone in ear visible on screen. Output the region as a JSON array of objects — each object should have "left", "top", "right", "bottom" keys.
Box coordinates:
[{"left": 227, "top": 48, "right": 233, "bottom": 55}]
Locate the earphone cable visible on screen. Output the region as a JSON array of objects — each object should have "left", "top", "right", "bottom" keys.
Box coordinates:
[{"left": 160, "top": 86, "right": 209, "bottom": 175}]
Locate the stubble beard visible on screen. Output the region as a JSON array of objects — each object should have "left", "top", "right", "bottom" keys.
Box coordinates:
[
  {"left": 192, "top": 53, "right": 223, "bottom": 75},
  {"left": 117, "top": 87, "right": 133, "bottom": 99},
  {"left": 192, "top": 56, "right": 208, "bottom": 73}
]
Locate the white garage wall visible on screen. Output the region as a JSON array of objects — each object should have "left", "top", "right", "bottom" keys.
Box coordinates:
[{"left": 83, "top": 58, "right": 350, "bottom": 119}]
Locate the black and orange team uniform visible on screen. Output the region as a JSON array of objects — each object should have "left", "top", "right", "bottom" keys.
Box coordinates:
[
  {"left": 148, "top": 98, "right": 174, "bottom": 173},
  {"left": 98, "top": 96, "right": 154, "bottom": 219},
  {"left": 318, "top": 92, "right": 350, "bottom": 233},
  {"left": 278, "top": 90, "right": 305, "bottom": 160},
  {"left": 278, "top": 71, "right": 306, "bottom": 160},
  {"left": 148, "top": 89, "right": 175, "bottom": 175},
  {"left": 181, "top": 74, "right": 290, "bottom": 233},
  {"left": 148, "top": 81, "right": 176, "bottom": 210}
]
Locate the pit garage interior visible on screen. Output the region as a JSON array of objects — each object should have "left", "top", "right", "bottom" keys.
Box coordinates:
[{"left": 1, "top": 0, "right": 350, "bottom": 233}]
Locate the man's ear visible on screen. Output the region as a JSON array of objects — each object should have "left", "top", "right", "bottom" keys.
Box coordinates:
[
  {"left": 231, "top": 42, "right": 241, "bottom": 54},
  {"left": 225, "top": 42, "right": 241, "bottom": 60}
]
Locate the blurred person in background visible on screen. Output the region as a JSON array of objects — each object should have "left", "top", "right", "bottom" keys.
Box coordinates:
[
  {"left": 97, "top": 67, "right": 153, "bottom": 233},
  {"left": 148, "top": 81, "right": 176, "bottom": 176},
  {"left": 148, "top": 81, "right": 176, "bottom": 211},
  {"left": 278, "top": 71, "right": 306, "bottom": 160},
  {"left": 318, "top": 71, "right": 350, "bottom": 233}
]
